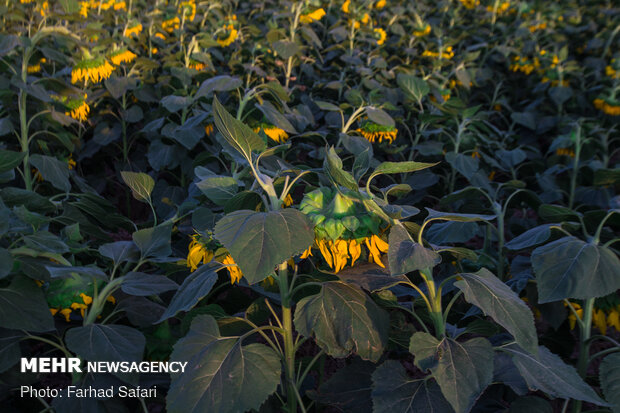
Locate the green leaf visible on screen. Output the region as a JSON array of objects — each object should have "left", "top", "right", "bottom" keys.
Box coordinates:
[
  {"left": 295, "top": 281, "right": 389, "bottom": 362},
  {"left": 196, "top": 176, "right": 238, "bottom": 206},
  {"left": 0, "top": 329, "right": 22, "bottom": 373},
  {"left": 132, "top": 223, "right": 172, "bottom": 260},
  {"left": 98, "top": 241, "right": 140, "bottom": 264},
  {"left": 511, "top": 112, "right": 536, "bottom": 130},
  {"left": 600, "top": 353, "right": 620, "bottom": 413},
  {"left": 29, "top": 154, "right": 71, "bottom": 192},
  {"left": 445, "top": 152, "right": 479, "bottom": 180},
  {"left": 337, "top": 263, "right": 408, "bottom": 292},
  {"left": 66, "top": 324, "right": 145, "bottom": 362},
  {"left": 214, "top": 209, "right": 314, "bottom": 283},
  {"left": 195, "top": 75, "right": 242, "bottom": 99},
  {"left": 454, "top": 268, "right": 538, "bottom": 354},
  {"left": 365, "top": 107, "right": 394, "bottom": 127},
  {"left": 410, "top": 333, "right": 494, "bottom": 413},
  {"left": 168, "top": 315, "right": 281, "bottom": 413},
  {"left": 425, "top": 208, "right": 496, "bottom": 223},
  {"left": 531, "top": 236, "right": 620, "bottom": 303},
  {"left": 314, "top": 100, "right": 341, "bottom": 111},
  {"left": 537, "top": 204, "right": 581, "bottom": 222},
  {"left": 397, "top": 74, "right": 430, "bottom": 102},
  {"left": 505, "top": 224, "right": 556, "bottom": 250},
  {"left": 0, "top": 150, "right": 25, "bottom": 174},
  {"left": 324, "top": 146, "right": 359, "bottom": 190},
  {"left": 273, "top": 40, "right": 300, "bottom": 59},
  {"left": 0, "top": 248, "right": 13, "bottom": 279},
  {"left": 212, "top": 97, "right": 266, "bottom": 163},
  {"left": 310, "top": 359, "right": 375, "bottom": 413},
  {"left": 0, "top": 276, "right": 54, "bottom": 332},
  {"left": 594, "top": 168, "right": 620, "bottom": 186},
  {"left": 503, "top": 345, "right": 609, "bottom": 406},
  {"left": 372, "top": 360, "right": 453, "bottom": 413},
  {"left": 388, "top": 225, "right": 441, "bottom": 275},
  {"left": 120, "top": 171, "right": 154, "bottom": 202},
  {"left": 372, "top": 161, "right": 438, "bottom": 177},
  {"left": 121, "top": 272, "right": 178, "bottom": 296},
  {"left": 161, "top": 95, "right": 193, "bottom": 112},
  {"left": 158, "top": 263, "right": 219, "bottom": 321}
]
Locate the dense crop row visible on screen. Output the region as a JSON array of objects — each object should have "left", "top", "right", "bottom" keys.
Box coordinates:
[{"left": 0, "top": 0, "right": 619, "bottom": 412}]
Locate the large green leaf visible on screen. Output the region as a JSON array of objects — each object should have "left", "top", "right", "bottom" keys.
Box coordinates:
[
  {"left": 214, "top": 209, "right": 314, "bottom": 283},
  {"left": 505, "top": 224, "right": 556, "bottom": 250},
  {"left": 425, "top": 208, "right": 496, "bottom": 223},
  {"left": 121, "top": 272, "right": 178, "bottom": 296},
  {"left": 503, "top": 345, "right": 609, "bottom": 406},
  {"left": 0, "top": 150, "right": 25, "bottom": 174},
  {"left": 295, "top": 281, "right": 389, "bottom": 362},
  {"left": 310, "top": 359, "right": 375, "bottom": 413},
  {"left": 410, "top": 333, "right": 494, "bottom": 413},
  {"left": 196, "top": 176, "right": 238, "bottom": 206},
  {"left": 324, "top": 146, "right": 358, "bottom": 190},
  {"left": 120, "top": 171, "right": 154, "bottom": 203},
  {"left": 372, "top": 360, "right": 453, "bottom": 413},
  {"left": 388, "top": 225, "right": 441, "bottom": 275},
  {"left": 65, "top": 324, "right": 145, "bottom": 362},
  {"left": 0, "top": 276, "right": 54, "bottom": 332},
  {"left": 212, "top": 97, "right": 266, "bottom": 163},
  {"left": 454, "top": 269, "right": 538, "bottom": 354},
  {"left": 30, "top": 154, "right": 71, "bottom": 192},
  {"left": 531, "top": 236, "right": 620, "bottom": 303},
  {"left": 158, "top": 263, "right": 219, "bottom": 321},
  {"left": 599, "top": 353, "right": 620, "bottom": 413},
  {"left": 337, "top": 264, "right": 408, "bottom": 292},
  {"left": 397, "top": 74, "right": 430, "bottom": 102},
  {"left": 168, "top": 315, "right": 281, "bottom": 413},
  {"left": 132, "top": 223, "right": 172, "bottom": 261},
  {"left": 365, "top": 107, "right": 394, "bottom": 127}
]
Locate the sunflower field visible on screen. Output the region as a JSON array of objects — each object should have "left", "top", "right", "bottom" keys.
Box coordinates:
[{"left": 1, "top": 0, "right": 620, "bottom": 412}]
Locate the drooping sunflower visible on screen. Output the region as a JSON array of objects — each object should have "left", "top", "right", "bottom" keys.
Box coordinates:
[
  {"left": 254, "top": 124, "right": 289, "bottom": 143},
  {"left": 41, "top": 277, "right": 114, "bottom": 323},
  {"left": 216, "top": 24, "right": 239, "bottom": 47},
  {"left": 27, "top": 57, "right": 47, "bottom": 73},
  {"left": 299, "top": 8, "right": 326, "bottom": 24},
  {"left": 178, "top": 0, "right": 196, "bottom": 21},
  {"left": 300, "top": 188, "right": 389, "bottom": 273},
  {"left": 186, "top": 234, "right": 243, "bottom": 284},
  {"left": 188, "top": 59, "right": 206, "bottom": 71},
  {"left": 65, "top": 94, "right": 90, "bottom": 122},
  {"left": 124, "top": 22, "right": 143, "bottom": 37},
  {"left": 162, "top": 16, "right": 180, "bottom": 33},
  {"left": 356, "top": 120, "right": 398, "bottom": 144},
  {"left": 71, "top": 56, "right": 114, "bottom": 84},
  {"left": 594, "top": 97, "right": 620, "bottom": 116},
  {"left": 109, "top": 48, "right": 137, "bottom": 65}
]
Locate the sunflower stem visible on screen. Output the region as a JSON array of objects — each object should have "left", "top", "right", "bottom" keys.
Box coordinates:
[{"left": 278, "top": 261, "right": 299, "bottom": 413}]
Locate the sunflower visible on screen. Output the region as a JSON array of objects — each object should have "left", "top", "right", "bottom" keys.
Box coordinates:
[
  {"left": 71, "top": 57, "right": 114, "bottom": 84},
  {"left": 78, "top": 1, "right": 88, "bottom": 17},
  {"left": 299, "top": 8, "right": 326, "bottom": 24},
  {"left": 594, "top": 97, "right": 620, "bottom": 116},
  {"left": 217, "top": 24, "right": 238, "bottom": 47},
  {"left": 342, "top": 0, "right": 350, "bottom": 13},
  {"left": 413, "top": 23, "right": 431, "bottom": 36},
  {"left": 375, "top": 0, "right": 386, "bottom": 9},
  {"left": 422, "top": 46, "right": 454, "bottom": 60},
  {"left": 188, "top": 59, "right": 206, "bottom": 71},
  {"left": 179, "top": 0, "right": 196, "bottom": 21},
  {"left": 162, "top": 16, "right": 180, "bottom": 33},
  {"left": 109, "top": 48, "right": 137, "bottom": 65},
  {"left": 186, "top": 234, "right": 215, "bottom": 271},
  {"left": 27, "top": 57, "right": 47, "bottom": 73},
  {"left": 205, "top": 123, "right": 214, "bottom": 136},
  {"left": 254, "top": 124, "right": 289, "bottom": 143},
  {"left": 356, "top": 121, "right": 397, "bottom": 143},
  {"left": 113, "top": 0, "right": 126, "bottom": 10},
  {"left": 65, "top": 94, "right": 90, "bottom": 122},
  {"left": 374, "top": 28, "right": 387, "bottom": 45},
  {"left": 459, "top": 0, "right": 479, "bottom": 9},
  {"left": 222, "top": 255, "right": 243, "bottom": 284},
  {"left": 124, "top": 22, "right": 143, "bottom": 37}
]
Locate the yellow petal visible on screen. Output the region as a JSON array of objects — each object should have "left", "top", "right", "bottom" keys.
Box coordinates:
[
  {"left": 593, "top": 309, "right": 607, "bottom": 335},
  {"left": 349, "top": 240, "right": 361, "bottom": 266},
  {"left": 318, "top": 239, "right": 334, "bottom": 268}
]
